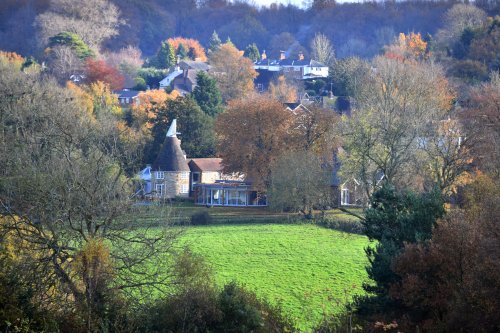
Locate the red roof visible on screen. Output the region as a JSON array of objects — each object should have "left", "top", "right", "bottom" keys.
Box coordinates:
[{"left": 189, "top": 158, "right": 223, "bottom": 172}]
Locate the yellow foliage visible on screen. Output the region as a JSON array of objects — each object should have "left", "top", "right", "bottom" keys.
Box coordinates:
[
  {"left": 0, "top": 51, "right": 24, "bottom": 69},
  {"left": 131, "top": 89, "right": 179, "bottom": 129}
]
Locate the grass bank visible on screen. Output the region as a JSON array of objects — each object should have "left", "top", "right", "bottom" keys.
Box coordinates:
[{"left": 179, "top": 223, "right": 369, "bottom": 331}]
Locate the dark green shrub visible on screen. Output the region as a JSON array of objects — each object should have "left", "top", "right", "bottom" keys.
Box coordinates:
[
  {"left": 216, "top": 282, "right": 296, "bottom": 333},
  {"left": 190, "top": 211, "right": 213, "bottom": 225}
]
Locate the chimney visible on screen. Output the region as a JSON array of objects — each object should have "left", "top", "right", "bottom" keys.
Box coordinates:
[
  {"left": 261, "top": 50, "right": 267, "bottom": 60},
  {"left": 280, "top": 50, "right": 286, "bottom": 60},
  {"left": 298, "top": 51, "right": 304, "bottom": 61}
]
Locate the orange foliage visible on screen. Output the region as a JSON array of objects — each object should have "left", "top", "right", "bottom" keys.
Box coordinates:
[
  {"left": 385, "top": 32, "right": 428, "bottom": 62},
  {"left": 268, "top": 75, "right": 298, "bottom": 103},
  {"left": 85, "top": 58, "right": 125, "bottom": 90},
  {"left": 0, "top": 51, "right": 25, "bottom": 69},
  {"left": 215, "top": 94, "right": 293, "bottom": 189},
  {"left": 167, "top": 37, "right": 207, "bottom": 62},
  {"left": 131, "top": 89, "right": 180, "bottom": 129}
]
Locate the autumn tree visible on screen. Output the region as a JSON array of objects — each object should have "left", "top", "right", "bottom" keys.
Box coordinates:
[
  {"left": 209, "top": 42, "right": 257, "bottom": 102},
  {"left": 384, "top": 32, "right": 429, "bottom": 61},
  {"left": 391, "top": 174, "right": 499, "bottom": 332},
  {"left": 35, "top": 0, "right": 124, "bottom": 50},
  {"left": 459, "top": 72, "right": 500, "bottom": 178},
  {"left": 0, "top": 51, "right": 25, "bottom": 69},
  {"left": 268, "top": 75, "right": 298, "bottom": 103},
  {"left": 215, "top": 94, "right": 293, "bottom": 189},
  {"left": 85, "top": 58, "right": 125, "bottom": 90},
  {"left": 104, "top": 45, "right": 144, "bottom": 87},
  {"left": 130, "top": 89, "right": 180, "bottom": 131},
  {"left": 192, "top": 71, "right": 223, "bottom": 117},
  {"left": 167, "top": 37, "right": 207, "bottom": 62},
  {"left": 310, "top": 33, "right": 335, "bottom": 66}
]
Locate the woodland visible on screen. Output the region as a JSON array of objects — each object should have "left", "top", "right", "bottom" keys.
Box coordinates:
[{"left": 0, "top": 0, "right": 499, "bottom": 332}]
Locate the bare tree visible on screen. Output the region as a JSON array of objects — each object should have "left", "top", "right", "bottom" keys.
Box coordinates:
[
  {"left": 0, "top": 61, "right": 178, "bottom": 331},
  {"left": 437, "top": 4, "right": 487, "bottom": 47},
  {"left": 340, "top": 56, "right": 455, "bottom": 197},
  {"left": 269, "top": 150, "right": 332, "bottom": 216},
  {"left": 36, "top": 0, "right": 124, "bottom": 51},
  {"left": 310, "top": 33, "right": 335, "bottom": 66},
  {"left": 47, "top": 45, "right": 83, "bottom": 81}
]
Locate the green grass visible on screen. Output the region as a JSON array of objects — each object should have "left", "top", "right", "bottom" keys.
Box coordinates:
[{"left": 179, "top": 223, "right": 369, "bottom": 331}]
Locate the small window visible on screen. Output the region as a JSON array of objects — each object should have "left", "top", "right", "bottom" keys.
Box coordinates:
[
  {"left": 155, "top": 184, "right": 164, "bottom": 196},
  {"left": 181, "top": 184, "right": 189, "bottom": 194},
  {"left": 341, "top": 189, "right": 350, "bottom": 205},
  {"left": 181, "top": 172, "right": 189, "bottom": 180},
  {"left": 156, "top": 171, "right": 165, "bottom": 179},
  {"left": 192, "top": 172, "right": 200, "bottom": 182}
]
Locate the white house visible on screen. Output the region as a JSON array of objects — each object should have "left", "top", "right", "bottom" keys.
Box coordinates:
[
  {"left": 159, "top": 68, "right": 183, "bottom": 89},
  {"left": 254, "top": 51, "right": 329, "bottom": 80}
]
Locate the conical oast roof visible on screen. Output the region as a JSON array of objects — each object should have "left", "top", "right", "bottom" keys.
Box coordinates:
[{"left": 152, "top": 120, "right": 190, "bottom": 172}]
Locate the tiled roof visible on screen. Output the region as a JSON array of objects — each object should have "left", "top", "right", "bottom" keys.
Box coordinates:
[
  {"left": 189, "top": 158, "right": 223, "bottom": 172},
  {"left": 152, "top": 136, "right": 190, "bottom": 172},
  {"left": 255, "top": 59, "right": 327, "bottom": 67},
  {"left": 113, "top": 89, "right": 139, "bottom": 98},
  {"left": 180, "top": 60, "right": 210, "bottom": 71}
]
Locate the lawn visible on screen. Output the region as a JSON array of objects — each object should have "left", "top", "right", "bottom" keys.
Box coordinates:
[{"left": 179, "top": 223, "right": 369, "bottom": 331}]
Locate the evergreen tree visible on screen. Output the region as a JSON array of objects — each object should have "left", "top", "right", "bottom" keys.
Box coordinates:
[
  {"left": 177, "top": 43, "right": 188, "bottom": 59},
  {"left": 188, "top": 47, "right": 196, "bottom": 60},
  {"left": 192, "top": 71, "right": 223, "bottom": 117},
  {"left": 156, "top": 41, "right": 176, "bottom": 69},
  {"left": 243, "top": 43, "right": 260, "bottom": 62},
  {"left": 208, "top": 31, "right": 222, "bottom": 53},
  {"left": 356, "top": 183, "right": 445, "bottom": 318},
  {"left": 48, "top": 31, "right": 94, "bottom": 59},
  {"left": 149, "top": 97, "right": 216, "bottom": 159},
  {"left": 225, "top": 37, "right": 234, "bottom": 47}
]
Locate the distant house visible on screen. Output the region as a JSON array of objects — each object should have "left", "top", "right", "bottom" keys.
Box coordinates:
[
  {"left": 159, "top": 68, "right": 183, "bottom": 89},
  {"left": 254, "top": 51, "right": 329, "bottom": 83},
  {"left": 150, "top": 119, "right": 191, "bottom": 198},
  {"left": 193, "top": 181, "right": 267, "bottom": 207},
  {"left": 158, "top": 60, "right": 211, "bottom": 95},
  {"left": 114, "top": 89, "right": 139, "bottom": 105},
  {"left": 69, "top": 73, "right": 86, "bottom": 84},
  {"left": 141, "top": 119, "right": 265, "bottom": 205},
  {"left": 188, "top": 158, "right": 224, "bottom": 191}
]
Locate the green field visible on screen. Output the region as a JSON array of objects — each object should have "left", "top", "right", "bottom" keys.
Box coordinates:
[{"left": 179, "top": 223, "right": 369, "bottom": 331}]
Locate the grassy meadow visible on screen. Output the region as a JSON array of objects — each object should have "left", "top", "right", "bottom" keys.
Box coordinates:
[{"left": 179, "top": 223, "right": 369, "bottom": 331}]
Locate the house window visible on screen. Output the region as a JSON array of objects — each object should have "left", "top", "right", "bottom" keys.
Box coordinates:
[
  {"left": 341, "top": 189, "right": 350, "bottom": 205},
  {"left": 181, "top": 184, "right": 189, "bottom": 194},
  {"left": 181, "top": 172, "right": 189, "bottom": 180},
  {"left": 192, "top": 172, "right": 200, "bottom": 182},
  {"left": 155, "top": 184, "right": 164, "bottom": 196},
  {"left": 191, "top": 172, "right": 200, "bottom": 191},
  {"left": 156, "top": 171, "right": 165, "bottom": 179}
]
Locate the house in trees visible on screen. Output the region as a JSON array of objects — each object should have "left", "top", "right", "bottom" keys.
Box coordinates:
[
  {"left": 143, "top": 119, "right": 266, "bottom": 205},
  {"left": 150, "top": 119, "right": 191, "bottom": 198},
  {"left": 114, "top": 89, "right": 139, "bottom": 105},
  {"left": 159, "top": 60, "right": 211, "bottom": 95},
  {"left": 254, "top": 51, "right": 329, "bottom": 91}
]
